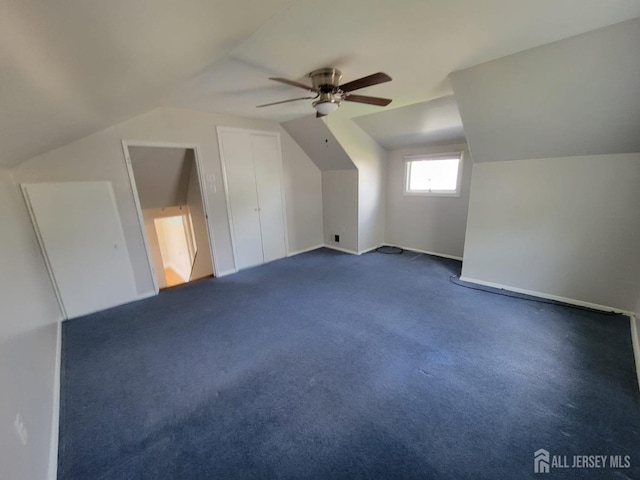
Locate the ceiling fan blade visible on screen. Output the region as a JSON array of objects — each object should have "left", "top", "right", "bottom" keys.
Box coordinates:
[
  {"left": 256, "top": 96, "right": 316, "bottom": 108},
  {"left": 339, "top": 72, "right": 392, "bottom": 92},
  {"left": 344, "top": 94, "right": 392, "bottom": 107},
  {"left": 269, "top": 77, "right": 316, "bottom": 92}
]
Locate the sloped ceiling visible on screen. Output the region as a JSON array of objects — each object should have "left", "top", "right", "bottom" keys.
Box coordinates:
[
  {"left": 0, "top": 0, "right": 293, "bottom": 167},
  {"left": 2, "top": 0, "right": 640, "bottom": 167},
  {"left": 353, "top": 96, "right": 466, "bottom": 151},
  {"left": 129, "top": 147, "right": 193, "bottom": 209},
  {"left": 166, "top": 0, "right": 640, "bottom": 124},
  {"left": 451, "top": 17, "right": 640, "bottom": 162},
  {"left": 282, "top": 116, "right": 355, "bottom": 171}
]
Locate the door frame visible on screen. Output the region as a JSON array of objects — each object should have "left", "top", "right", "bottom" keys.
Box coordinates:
[
  {"left": 122, "top": 140, "right": 219, "bottom": 294},
  {"left": 22, "top": 184, "right": 69, "bottom": 319},
  {"left": 216, "top": 126, "right": 289, "bottom": 271}
]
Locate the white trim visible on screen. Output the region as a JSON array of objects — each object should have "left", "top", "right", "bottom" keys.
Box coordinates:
[
  {"left": 47, "top": 319, "right": 62, "bottom": 480},
  {"left": 20, "top": 185, "right": 69, "bottom": 319},
  {"left": 119, "top": 140, "right": 202, "bottom": 150},
  {"left": 274, "top": 133, "right": 290, "bottom": 257},
  {"left": 323, "top": 244, "right": 360, "bottom": 255},
  {"left": 121, "top": 141, "right": 159, "bottom": 295},
  {"left": 630, "top": 314, "right": 640, "bottom": 393},
  {"left": 216, "top": 127, "right": 241, "bottom": 272},
  {"left": 403, "top": 190, "right": 461, "bottom": 198},
  {"left": 358, "top": 244, "right": 384, "bottom": 255},
  {"left": 216, "top": 269, "right": 238, "bottom": 278},
  {"left": 136, "top": 290, "right": 157, "bottom": 301},
  {"left": 404, "top": 151, "right": 464, "bottom": 197},
  {"left": 459, "top": 276, "right": 634, "bottom": 316},
  {"left": 192, "top": 144, "right": 221, "bottom": 278},
  {"left": 122, "top": 141, "right": 220, "bottom": 288},
  {"left": 287, "top": 244, "right": 325, "bottom": 257},
  {"left": 404, "top": 152, "right": 463, "bottom": 161},
  {"left": 391, "top": 244, "right": 463, "bottom": 261}
]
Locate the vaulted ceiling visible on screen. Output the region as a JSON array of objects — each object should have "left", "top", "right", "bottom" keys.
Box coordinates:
[
  {"left": 2, "top": 0, "right": 640, "bottom": 166},
  {"left": 0, "top": 0, "right": 293, "bottom": 167}
]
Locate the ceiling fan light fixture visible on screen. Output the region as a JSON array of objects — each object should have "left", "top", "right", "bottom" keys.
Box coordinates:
[{"left": 314, "top": 100, "right": 340, "bottom": 116}]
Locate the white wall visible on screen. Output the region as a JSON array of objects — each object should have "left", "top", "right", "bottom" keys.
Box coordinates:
[
  {"left": 155, "top": 216, "right": 192, "bottom": 281},
  {"left": 452, "top": 16, "right": 640, "bottom": 312},
  {"left": 0, "top": 168, "right": 62, "bottom": 480},
  {"left": 385, "top": 143, "right": 472, "bottom": 258},
  {"left": 281, "top": 115, "right": 355, "bottom": 171},
  {"left": 282, "top": 115, "right": 365, "bottom": 254},
  {"left": 282, "top": 114, "right": 387, "bottom": 254},
  {"left": 279, "top": 128, "right": 324, "bottom": 253},
  {"left": 143, "top": 210, "right": 168, "bottom": 289},
  {"left": 11, "top": 126, "right": 154, "bottom": 295},
  {"left": 322, "top": 170, "right": 359, "bottom": 253},
  {"left": 450, "top": 17, "right": 640, "bottom": 164},
  {"left": 325, "top": 116, "right": 387, "bottom": 252},
  {"left": 11, "top": 107, "right": 323, "bottom": 293},
  {"left": 461, "top": 153, "right": 640, "bottom": 312},
  {"left": 143, "top": 206, "right": 198, "bottom": 288}
]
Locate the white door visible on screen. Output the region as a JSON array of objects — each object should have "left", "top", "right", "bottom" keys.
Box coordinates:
[
  {"left": 220, "top": 131, "right": 264, "bottom": 270},
  {"left": 186, "top": 158, "right": 214, "bottom": 280},
  {"left": 252, "top": 134, "right": 286, "bottom": 263},
  {"left": 22, "top": 182, "right": 137, "bottom": 319}
]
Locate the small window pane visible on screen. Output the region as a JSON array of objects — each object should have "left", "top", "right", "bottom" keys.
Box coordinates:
[{"left": 408, "top": 158, "right": 459, "bottom": 193}]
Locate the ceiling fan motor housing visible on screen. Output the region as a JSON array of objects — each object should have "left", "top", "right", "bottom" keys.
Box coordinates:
[
  {"left": 309, "top": 68, "right": 342, "bottom": 92},
  {"left": 310, "top": 68, "right": 344, "bottom": 108}
]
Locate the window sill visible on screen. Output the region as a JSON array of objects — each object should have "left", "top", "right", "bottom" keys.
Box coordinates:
[{"left": 404, "top": 190, "right": 461, "bottom": 198}]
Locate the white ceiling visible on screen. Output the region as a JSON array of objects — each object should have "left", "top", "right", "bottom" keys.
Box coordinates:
[
  {"left": 167, "top": 0, "right": 640, "bottom": 125},
  {"left": 282, "top": 115, "right": 355, "bottom": 171},
  {"left": 0, "top": 0, "right": 293, "bottom": 167},
  {"left": 2, "top": 0, "right": 640, "bottom": 166},
  {"left": 353, "top": 96, "right": 466, "bottom": 150}
]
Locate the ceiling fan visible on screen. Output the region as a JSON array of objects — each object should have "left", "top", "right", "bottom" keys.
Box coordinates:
[{"left": 257, "top": 68, "right": 392, "bottom": 117}]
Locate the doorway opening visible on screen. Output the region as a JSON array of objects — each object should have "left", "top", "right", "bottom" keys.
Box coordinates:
[
  {"left": 154, "top": 212, "right": 197, "bottom": 287},
  {"left": 124, "top": 144, "right": 216, "bottom": 291}
]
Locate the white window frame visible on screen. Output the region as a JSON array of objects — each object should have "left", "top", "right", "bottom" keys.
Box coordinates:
[{"left": 404, "top": 152, "right": 463, "bottom": 197}]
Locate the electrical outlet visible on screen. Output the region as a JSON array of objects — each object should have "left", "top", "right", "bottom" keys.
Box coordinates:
[
  {"left": 334, "top": 234, "right": 340, "bottom": 243},
  {"left": 14, "top": 414, "right": 28, "bottom": 446}
]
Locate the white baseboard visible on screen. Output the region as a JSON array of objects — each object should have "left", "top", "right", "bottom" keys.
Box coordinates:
[
  {"left": 358, "top": 244, "right": 384, "bottom": 255},
  {"left": 136, "top": 290, "right": 157, "bottom": 301},
  {"left": 323, "top": 244, "right": 462, "bottom": 260},
  {"left": 631, "top": 314, "right": 640, "bottom": 393},
  {"left": 287, "top": 244, "right": 324, "bottom": 257},
  {"left": 391, "top": 244, "right": 463, "bottom": 261},
  {"left": 459, "top": 276, "right": 634, "bottom": 316},
  {"left": 48, "top": 319, "right": 62, "bottom": 480},
  {"left": 216, "top": 269, "right": 237, "bottom": 278},
  {"left": 323, "top": 244, "right": 360, "bottom": 255}
]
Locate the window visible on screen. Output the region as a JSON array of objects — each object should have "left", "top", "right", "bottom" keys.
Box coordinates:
[{"left": 404, "top": 153, "right": 462, "bottom": 196}]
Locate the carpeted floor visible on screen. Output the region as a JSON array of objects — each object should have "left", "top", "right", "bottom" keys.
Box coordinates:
[{"left": 58, "top": 248, "right": 640, "bottom": 479}]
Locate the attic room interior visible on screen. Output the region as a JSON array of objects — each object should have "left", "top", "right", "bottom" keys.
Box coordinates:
[{"left": 2, "top": 1, "right": 640, "bottom": 478}]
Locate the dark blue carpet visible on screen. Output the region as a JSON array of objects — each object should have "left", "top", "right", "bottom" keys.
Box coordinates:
[{"left": 58, "top": 248, "right": 640, "bottom": 479}]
